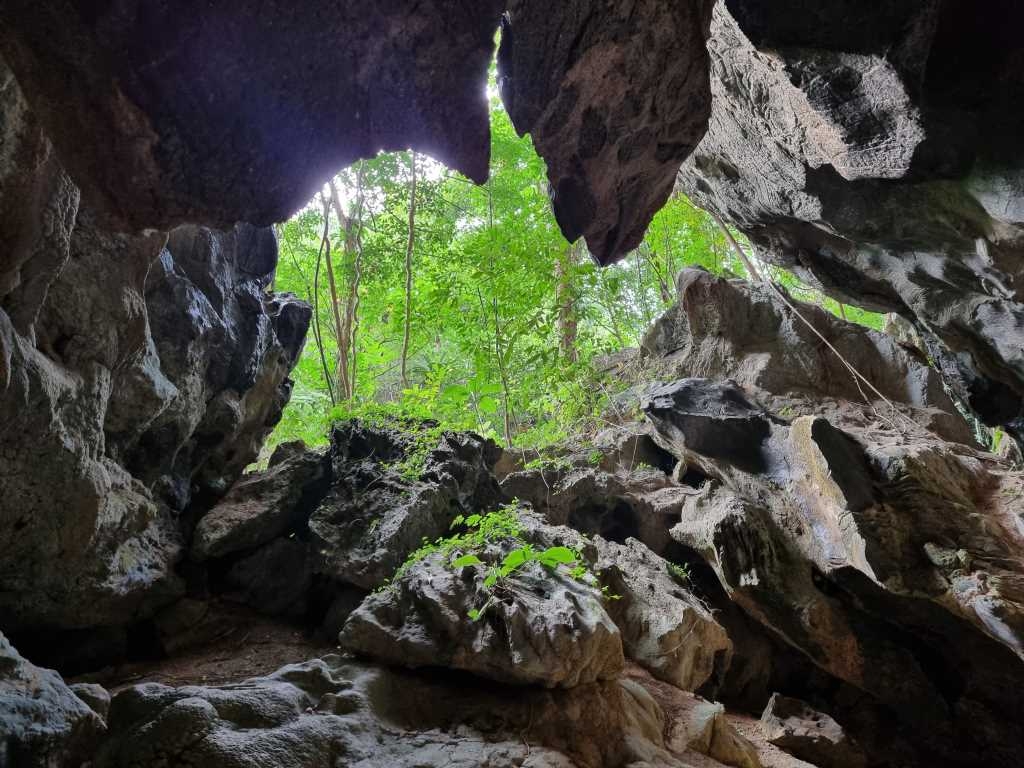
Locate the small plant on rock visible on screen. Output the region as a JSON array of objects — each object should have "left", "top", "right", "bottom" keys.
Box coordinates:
[{"left": 388, "top": 501, "right": 612, "bottom": 620}]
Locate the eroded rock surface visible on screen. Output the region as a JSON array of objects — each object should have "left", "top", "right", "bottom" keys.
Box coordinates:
[
  {"left": 498, "top": 0, "right": 715, "bottom": 263},
  {"left": 95, "top": 657, "right": 683, "bottom": 768},
  {"left": 645, "top": 379, "right": 1024, "bottom": 765},
  {"left": 341, "top": 528, "right": 624, "bottom": 689},
  {"left": 678, "top": 1, "right": 1024, "bottom": 436},
  {"left": 643, "top": 268, "right": 974, "bottom": 443},
  {"left": 0, "top": 60, "right": 311, "bottom": 657}
]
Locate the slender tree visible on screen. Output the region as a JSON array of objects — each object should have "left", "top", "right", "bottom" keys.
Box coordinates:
[{"left": 400, "top": 152, "right": 418, "bottom": 389}]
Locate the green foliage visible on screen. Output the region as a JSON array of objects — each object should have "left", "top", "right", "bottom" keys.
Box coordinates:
[
  {"left": 387, "top": 502, "right": 610, "bottom": 621},
  {"left": 264, "top": 59, "right": 886, "bottom": 459},
  {"left": 667, "top": 561, "right": 692, "bottom": 585}
]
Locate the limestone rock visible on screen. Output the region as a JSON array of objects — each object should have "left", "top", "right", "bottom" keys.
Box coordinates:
[
  {"left": 340, "top": 541, "right": 624, "bottom": 688},
  {"left": 0, "top": 63, "right": 311, "bottom": 648},
  {"left": 96, "top": 656, "right": 683, "bottom": 768},
  {"left": 309, "top": 422, "right": 503, "bottom": 590},
  {"left": 675, "top": 700, "right": 761, "bottom": 768},
  {"left": 222, "top": 538, "right": 314, "bottom": 620},
  {"left": 193, "top": 442, "right": 328, "bottom": 561},
  {"left": 643, "top": 268, "right": 974, "bottom": 443},
  {"left": 0, "top": 632, "right": 104, "bottom": 767},
  {"left": 497, "top": 0, "right": 714, "bottom": 263},
  {"left": 0, "top": 2, "right": 503, "bottom": 231},
  {"left": 760, "top": 694, "right": 866, "bottom": 768},
  {"left": 678, "top": 2, "right": 1024, "bottom": 436},
  {"left": 593, "top": 537, "right": 732, "bottom": 692},
  {"left": 646, "top": 380, "right": 1024, "bottom": 763},
  {"left": 642, "top": 379, "right": 773, "bottom": 474},
  {"left": 69, "top": 683, "right": 111, "bottom": 722}
]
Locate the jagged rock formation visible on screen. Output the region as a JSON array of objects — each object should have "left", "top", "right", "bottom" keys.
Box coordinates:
[
  {"left": 341, "top": 519, "right": 625, "bottom": 689},
  {"left": 642, "top": 267, "right": 974, "bottom": 443},
  {"left": 3, "top": 4, "right": 1024, "bottom": 768},
  {"left": 497, "top": 0, "right": 714, "bottom": 263},
  {"left": 644, "top": 378, "right": 1024, "bottom": 765},
  {"left": 0, "top": 59, "right": 311, "bottom": 664},
  {"left": 677, "top": 1, "right": 1024, "bottom": 437}
]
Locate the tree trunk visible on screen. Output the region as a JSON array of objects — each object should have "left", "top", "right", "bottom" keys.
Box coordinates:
[
  {"left": 322, "top": 189, "right": 349, "bottom": 399},
  {"left": 555, "top": 242, "right": 578, "bottom": 363},
  {"left": 328, "top": 171, "right": 364, "bottom": 401},
  {"left": 400, "top": 152, "right": 417, "bottom": 390},
  {"left": 312, "top": 194, "right": 336, "bottom": 405}
]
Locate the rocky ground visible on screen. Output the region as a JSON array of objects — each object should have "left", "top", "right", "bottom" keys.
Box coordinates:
[{"left": 4, "top": 268, "right": 1022, "bottom": 767}]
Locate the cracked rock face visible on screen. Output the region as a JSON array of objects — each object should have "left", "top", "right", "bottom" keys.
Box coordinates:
[
  {"left": 0, "top": 1, "right": 503, "bottom": 231},
  {"left": 678, "top": 1, "right": 1024, "bottom": 436}
]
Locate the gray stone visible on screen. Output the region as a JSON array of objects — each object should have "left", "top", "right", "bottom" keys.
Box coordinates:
[
  {"left": 69, "top": 682, "right": 111, "bottom": 722},
  {"left": 96, "top": 656, "right": 684, "bottom": 768},
  {"left": 678, "top": 2, "right": 1024, "bottom": 437},
  {"left": 340, "top": 539, "right": 624, "bottom": 688},
  {"left": 193, "top": 443, "right": 328, "bottom": 561},
  {"left": 0, "top": 632, "right": 104, "bottom": 767},
  {"left": 309, "top": 423, "right": 503, "bottom": 590},
  {"left": 760, "top": 693, "right": 866, "bottom": 768},
  {"left": 594, "top": 537, "right": 732, "bottom": 692}
]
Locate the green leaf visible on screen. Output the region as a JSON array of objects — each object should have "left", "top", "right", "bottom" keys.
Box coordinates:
[
  {"left": 499, "top": 546, "right": 532, "bottom": 577},
  {"left": 451, "top": 554, "right": 484, "bottom": 569},
  {"left": 450, "top": 514, "right": 465, "bottom": 529},
  {"left": 537, "top": 546, "right": 577, "bottom": 566},
  {"left": 483, "top": 570, "right": 499, "bottom": 589},
  {"left": 464, "top": 514, "right": 482, "bottom": 528},
  {"left": 467, "top": 608, "right": 481, "bottom": 621}
]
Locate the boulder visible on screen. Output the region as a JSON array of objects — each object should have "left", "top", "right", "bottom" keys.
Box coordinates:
[
  {"left": 192, "top": 442, "right": 328, "bottom": 561},
  {"left": 309, "top": 423, "right": 503, "bottom": 589},
  {"left": 642, "top": 268, "right": 974, "bottom": 443},
  {"left": 0, "top": 632, "right": 104, "bottom": 766},
  {"left": 760, "top": 694, "right": 866, "bottom": 768},
  {"left": 593, "top": 537, "right": 732, "bottom": 692},
  {"left": 69, "top": 683, "right": 112, "bottom": 722},
  {"left": 340, "top": 541, "right": 624, "bottom": 688},
  {"left": 675, "top": 700, "right": 761, "bottom": 768}
]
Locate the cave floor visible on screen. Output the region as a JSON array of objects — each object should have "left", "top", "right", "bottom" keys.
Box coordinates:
[{"left": 71, "top": 612, "right": 336, "bottom": 693}]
